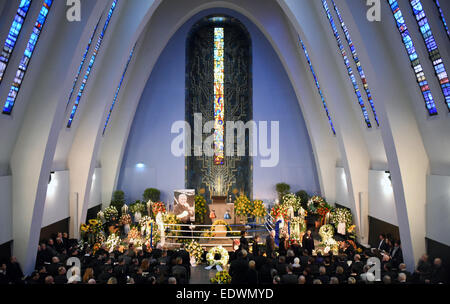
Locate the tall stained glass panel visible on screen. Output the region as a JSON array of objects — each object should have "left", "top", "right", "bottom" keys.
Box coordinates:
[
  {"left": 213, "top": 27, "right": 224, "bottom": 165},
  {"left": 2, "top": 0, "right": 52, "bottom": 115},
  {"left": 103, "top": 45, "right": 135, "bottom": 135},
  {"left": 0, "top": 0, "right": 32, "bottom": 84},
  {"left": 66, "top": 17, "right": 102, "bottom": 108},
  {"left": 409, "top": 0, "right": 450, "bottom": 111},
  {"left": 387, "top": 0, "right": 437, "bottom": 115},
  {"left": 331, "top": 0, "right": 379, "bottom": 126},
  {"left": 299, "top": 37, "right": 336, "bottom": 135},
  {"left": 321, "top": 0, "right": 372, "bottom": 128},
  {"left": 434, "top": 0, "right": 449, "bottom": 40},
  {"left": 67, "top": 0, "right": 118, "bottom": 127}
]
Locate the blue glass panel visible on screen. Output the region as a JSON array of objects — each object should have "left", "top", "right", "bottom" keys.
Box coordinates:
[
  {"left": 409, "top": 0, "right": 449, "bottom": 112},
  {"left": 103, "top": 45, "right": 135, "bottom": 135},
  {"left": 2, "top": 0, "right": 53, "bottom": 115},
  {"left": 321, "top": 0, "right": 372, "bottom": 128},
  {"left": 434, "top": 0, "right": 449, "bottom": 40},
  {"left": 299, "top": 38, "right": 336, "bottom": 135},
  {"left": 0, "top": 0, "right": 32, "bottom": 84},
  {"left": 387, "top": 0, "right": 438, "bottom": 115},
  {"left": 331, "top": 0, "right": 379, "bottom": 126},
  {"left": 67, "top": 0, "right": 118, "bottom": 127}
]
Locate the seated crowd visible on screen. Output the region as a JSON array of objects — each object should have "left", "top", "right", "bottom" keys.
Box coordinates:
[{"left": 0, "top": 231, "right": 447, "bottom": 285}]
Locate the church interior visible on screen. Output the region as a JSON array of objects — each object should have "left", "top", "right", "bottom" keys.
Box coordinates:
[{"left": 0, "top": 0, "right": 449, "bottom": 287}]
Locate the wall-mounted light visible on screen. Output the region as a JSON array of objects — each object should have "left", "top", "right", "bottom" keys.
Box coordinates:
[
  {"left": 135, "top": 163, "right": 146, "bottom": 169},
  {"left": 385, "top": 170, "right": 392, "bottom": 181},
  {"left": 381, "top": 171, "right": 392, "bottom": 194}
]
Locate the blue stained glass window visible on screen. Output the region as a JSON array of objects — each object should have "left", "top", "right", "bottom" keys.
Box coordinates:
[
  {"left": 103, "top": 45, "right": 135, "bottom": 135},
  {"left": 299, "top": 37, "right": 336, "bottom": 135},
  {"left": 321, "top": 0, "right": 372, "bottom": 128},
  {"left": 387, "top": 0, "right": 438, "bottom": 115},
  {"left": 2, "top": 0, "right": 52, "bottom": 115},
  {"left": 434, "top": 0, "right": 449, "bottom": 40},
  {"left": 66, "top": 18, "right": 102, "bottom": 108},
  {"left": 331, "top": 0, "right": 379, "bottom": 127},
  {"left": 409, "top": 0, "right": 450, "bottom": 112},
  {"left": 0, "top": 0, "right": 32, "bottom": 84},
  {"left": 67, "top": 0, "right": 118, "bottom": 128}
]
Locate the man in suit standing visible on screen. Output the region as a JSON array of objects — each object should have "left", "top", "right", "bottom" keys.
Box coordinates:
[
  {"left": 377, "top": 234, "right": 390, "bottom": 252},
  {"left": 265, "top": 230, "right": 275, "bottom": 258},
  {"left": 390, "top": 240, "right": 403, "bottom": 268},
  {"left": 302, "top": 230, "right": 315, "bottom": 255},
  {"left": 229, "top": 250, "right": 249, "bottom": 284},
  {"left": 281, "top": 264, "right": 298, "bottom": 284}
]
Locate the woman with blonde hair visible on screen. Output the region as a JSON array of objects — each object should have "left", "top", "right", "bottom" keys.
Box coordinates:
[{"left": 82, "top": 267, "right": 94, "bottom": 283}]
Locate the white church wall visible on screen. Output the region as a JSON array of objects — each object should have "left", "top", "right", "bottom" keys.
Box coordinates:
[
  {"left": 116, "top": 8, "right": 321, "bottom": 205},
  {"left": 368, "top": 170, "right": 398, "bottom": 226},
  {"left": 0, "top": 176, "right": 12, "bottom": 245},
  {"left": 426, "top": 175, "right": 450, "bottom": 246},
  {"left": 88, "top": 168, "right": 102, "bottom": 209},
  {"left": 335, "top": 167, "right": 349, "bottom": 208},
  {"left": 42, "top": 171, "right": 70, "bottom": 228}
]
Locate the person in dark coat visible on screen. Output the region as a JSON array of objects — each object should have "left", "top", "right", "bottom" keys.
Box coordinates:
[
  {"left": 239, "top": 230, "right": 249, "bottom": 252},
  {"left": 246, "top": 260, "right": 258, "bottom": 284},
  {"left": 281, "top": 264, "right": 298, "bottom": 284},
  {"left": 229, "top": 250, "right": 249, "bottom": 284},
  {"left": 431, "top": 258, "right": 447, "bottom": 284},
  {"left": 302, "top": 230, "right": 315, "bottom": 255},
  {"left": 7, "top": 256, "right": 24, "bottom": 284},
  {"left": 252, "top": 235, "right": 261, "bottom": 257},
  {"left": 265, "top": 230, "right": 275, "bottom": 258}
]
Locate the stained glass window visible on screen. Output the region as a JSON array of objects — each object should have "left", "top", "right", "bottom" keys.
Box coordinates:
[
  {"left": 66, "top": 17, "right": 102, "bottom": 108},
  {"left": 213, "top": 27, "right": 224, "bottom": 165},
  {"left": 67, "top": 0, "right": 118, "bottom": 127},
  {"left": 2, "top": 0, "right": 52, "bottom": 115},
  {"left": 434, "top": 0, "right": 449, "bottom": 40},
  {"left": 103, "top": 45, "right": 135, "bottom": 135},
  {"left": 321, "top": 0, "right": 372, "bottom": 128},
  {"left": 331, "top": 0, "right": 379, "bottom": 126},
  {"left": 299, "top": 37, "right": 336, "bottom": 135},
  {"left": 387, "top": 0, "right": 438, "bottom": 116},
  {"left": 0, "top": 0, "right": 32, "bottom": 84},
  {"left": 409, "top": 0, "right": 450, "bottom": 112}
]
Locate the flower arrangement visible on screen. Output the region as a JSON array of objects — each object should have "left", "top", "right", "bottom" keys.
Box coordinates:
[
  {"left": 127, "top": 227, "right": 141, "bottom": 240},
  {"left": 186, "top": 241, "right": 204, "bottom": 264},
  {"left": 322, "top": 237, "right": 339, "bottom": 255},
  {"left": 103, "top": 206, "right": 119, "bottom": 222},
  {"left": 210, "top": 271, "right": 232, "bottom": 284},
  {"left": 139, "top": 216, "right": 155, "bottom": 236},
  {"left": 206, "top": 246, "right": 229, "bottom": 268},
  {"left": 194, "top": 195, "right": 207, "bottom": 223},
  {"left": 270, "top": 203, "right": 289, "bottom": 222},
  {"left": 252, "top": 200, "right": 267, "bottom": 218},
  {"left": 317, "top": 203, "right": 332, "bottom": 220},
  {"left": 151, "top": 202, "right": 166, "bottom": 215},
  {"left": 129, "top": 202, "right": 146, "bottom": 214},
  {"left": 290, "top": 217, "right": 307, "bottom": 234},
  {"left": 330, "top": 208, "right": 353, "bottom": 229},
  {"left": 319, "top": 224, "right": 334, "bottom": 241},
  {"left": 307, "top": 195, "right": 325, "bottom": 214},
  {"left": 234, "top": 194, "right": 253, "bottom": 217},
  {"left": 119, "top": 214, "right": 132, "bottom": 226},
  {"left": 162, "top": 213, "right": 181, "bottom": 237},
  {"left": 282, "top": 193, "right": 302, "bottom": 212},
  {"left": 104, "top": 234, "right": 121, "bottom": 252}
]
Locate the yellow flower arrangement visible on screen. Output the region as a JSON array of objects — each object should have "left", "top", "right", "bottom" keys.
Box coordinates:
[
  {"left": 234, "top": 194, "right": 252, "bottom": 217},
  {"left": 194, "top": 195, "right": 207, "bottom": 223},
  {"left": 210, "top": 270, "right": 232, "bottom": 284},
  {"left": 252, "top": 200, "right": 267, "bottom": 218}
]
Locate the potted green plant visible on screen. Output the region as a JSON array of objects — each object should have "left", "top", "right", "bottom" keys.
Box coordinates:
[{"left": 275, "top": 183, "right": 290, "bottom": 203}]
